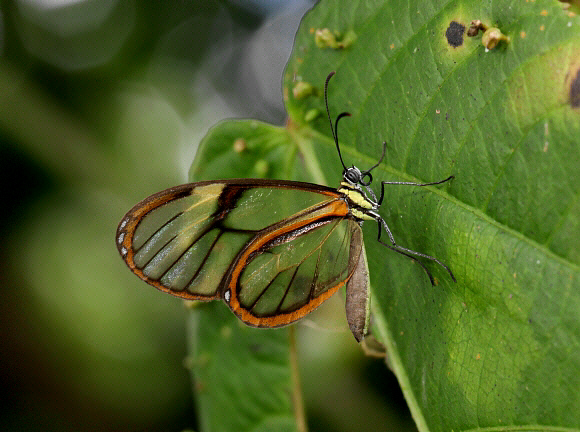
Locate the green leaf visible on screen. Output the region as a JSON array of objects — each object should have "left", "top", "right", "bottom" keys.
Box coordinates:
[
  {"left": 189, "top": 0, "right": 580, "bottom": 431},
  {"left": 186, "top": 302, "right": 296, "bottom": 432},
  {"left": 187, "top": 121, "right": 308, "bottom": 432}
]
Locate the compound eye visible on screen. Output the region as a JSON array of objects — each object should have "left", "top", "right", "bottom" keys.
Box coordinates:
[
  {"left": 345, "top": 168, "right": 360, "bottom": 183},
  {"left": 360, "top": 172, "right": 373, "bottom": 186}
]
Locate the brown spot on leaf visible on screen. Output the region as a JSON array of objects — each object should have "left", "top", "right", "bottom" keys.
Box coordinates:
[
  {"left": 571, "top": 68, "right": 580, "bottom": 108},
  {"left": 446, "top": 21, "right": 465, "bottom": 48}
]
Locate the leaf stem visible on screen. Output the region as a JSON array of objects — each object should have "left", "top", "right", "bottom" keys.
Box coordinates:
[{"left": 289, "top": 326, "right": 308, "bottom": 432}]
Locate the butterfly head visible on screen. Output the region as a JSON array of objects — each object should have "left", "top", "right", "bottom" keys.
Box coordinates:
[{"left": 343, "top": 165, "right": 373, "bottom": 187}]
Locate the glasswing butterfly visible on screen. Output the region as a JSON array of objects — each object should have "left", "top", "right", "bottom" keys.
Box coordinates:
[{"left": 116, "top": 72, "right": 455, "bottom": 342}]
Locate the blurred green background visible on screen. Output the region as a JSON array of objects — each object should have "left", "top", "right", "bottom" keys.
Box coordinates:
[{"left": 0, "top": 1, "right": 415, "bottom": 430}]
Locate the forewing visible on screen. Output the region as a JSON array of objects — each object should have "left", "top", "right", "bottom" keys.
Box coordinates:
[{"left": 116, "top": 180, "right": 341, "bottom": 301}]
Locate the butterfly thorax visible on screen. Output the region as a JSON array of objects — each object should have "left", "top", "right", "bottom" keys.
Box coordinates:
[{"left": 338, "top": 181, "right": 376, "bottom": 222}]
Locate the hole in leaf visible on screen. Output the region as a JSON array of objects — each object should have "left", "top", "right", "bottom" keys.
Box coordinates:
[{"left": 446, "top": 21, "right": 465, "bottom": 48}]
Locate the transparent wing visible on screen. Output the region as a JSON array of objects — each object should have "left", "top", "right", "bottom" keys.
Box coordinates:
[
  {"left": 226, "top": 215, "right": 364, "bottom": 328},
  {"left": 116, "top": 180, "right": 343, "bottom": 302}
]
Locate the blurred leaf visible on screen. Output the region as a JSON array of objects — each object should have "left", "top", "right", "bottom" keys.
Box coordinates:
[
  {"left": 190, "top": 119, "right": 327, "bottom": 183},
  {"left": 1, "top": 2, "right": 301, "bottom": 431},
  {"left": 186, "top": 121, "right": 309, "bottom": 432},
  {"left": 188, "top": 0, "right": 580, "bottom": 431},
  {"left": 9, "top": 190, "right": 191, "bottom": 428},
  {"left": 186, "top": 302, "right": 296, "bottom": 432}
]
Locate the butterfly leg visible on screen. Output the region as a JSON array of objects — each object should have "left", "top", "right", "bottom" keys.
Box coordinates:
[
  {"left": 377, "top": 237, "right": 435, "bottom": 285},
  {"left": 375, "top": 217, "right": 456, "bottom": 284},
  {"left": 375, "top": 217, "right": 434, "bottom": 284}
]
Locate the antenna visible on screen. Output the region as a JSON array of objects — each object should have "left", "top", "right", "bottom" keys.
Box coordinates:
[{"left": 325, "top": 71, "right": 350, "bottom": 172}]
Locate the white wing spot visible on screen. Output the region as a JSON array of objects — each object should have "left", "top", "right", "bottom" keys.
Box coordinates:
[
  {"left": 224, "top": 290, "right": 231, "bottom": 303},
  {"left": 121, "top": 246, "right": 128, "bottom": 256},
  {"left": 117, "top": 232, "right": 125, "bottom": 244},
  {"left": 119, "top": 218, "right": 128, "bottom": 230}
]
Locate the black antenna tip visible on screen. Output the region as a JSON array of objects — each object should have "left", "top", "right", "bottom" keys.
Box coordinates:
[
  {"left": 324, "top": 71, "right": 348, "bottom": 172},
  {"left": 325, "top": 72, "right": 336, "bottom": 91}
]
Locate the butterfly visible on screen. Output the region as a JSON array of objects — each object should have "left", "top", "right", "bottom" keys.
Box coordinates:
[{"left": 116, "top": 72, "right": 455, "bottom": 342}]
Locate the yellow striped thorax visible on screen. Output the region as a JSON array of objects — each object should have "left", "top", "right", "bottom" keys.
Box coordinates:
[{"left": 338, "top": 181, "right": 376, "bottom": 221}]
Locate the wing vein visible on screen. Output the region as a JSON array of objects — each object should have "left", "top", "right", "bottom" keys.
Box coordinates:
[
  {"left": 183, "top": 230, "right": 225, "bottom": 290},
  {"left": 276, "top": 265, "right": 302, "bottom": 314},
  {"left": 248, "top": 267, "right": 281, "bottom": 311},
  {"left": 308, "top": 248, "right": 323, "bottom": 300},
  {"left": 133, "top": 211, "right": 183, "bottom": 255}
]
